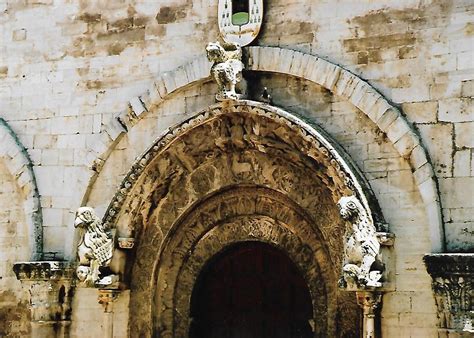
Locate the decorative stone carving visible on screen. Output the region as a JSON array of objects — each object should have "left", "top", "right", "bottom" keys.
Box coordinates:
[
  {"left": 218, "top": 0, "right": 263, "bottom": 46},
  {"left": 75, "top": 207, "right": 116, "bottom": 286},
  {"left": 100, "top": 102, "right": 383, "bottom": 336},
  {"left": 206, "top": 41, "right": 244, "bottom": 101},
  {"left": 338, "top": 195, "right": 383, "bottom": 290},
  {"left": 13, "top": 261, "right": 74, "bottom": 338},
  {"left": 424, "top": 254, "right": 474, "bottom": 334}
]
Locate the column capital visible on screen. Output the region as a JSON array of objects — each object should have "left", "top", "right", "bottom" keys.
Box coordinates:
[
  {"left": 12, "top": 261, "right": 74, "bottom": 323},
  {"left": 424, "top": 254, "right": 474, "bottom": 334},
  {"left": 356, "top": 291, "right": 382, "bottom": 316}
]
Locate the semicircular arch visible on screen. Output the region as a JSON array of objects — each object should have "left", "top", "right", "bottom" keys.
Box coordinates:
[
  {"left": 0, "top": 117, "right": 42, "bottom": 260},
  {"left": 91, "top": 46, "right": 442, "bottom": 252}
]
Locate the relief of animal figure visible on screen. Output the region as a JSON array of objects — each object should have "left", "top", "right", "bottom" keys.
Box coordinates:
[
  {"left": 74, "top": 207, "right": 124, "bottom": 287},
  {"left": 337, "top": 195, "right": 383, "bottom": 289},
  {"left": 206, "top": 41, "right": 244, "bottom": 101}
]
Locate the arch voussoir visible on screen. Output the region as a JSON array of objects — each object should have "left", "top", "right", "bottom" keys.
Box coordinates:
[{"left": 0, "top": 117, "right": 43, "bottom": 260}]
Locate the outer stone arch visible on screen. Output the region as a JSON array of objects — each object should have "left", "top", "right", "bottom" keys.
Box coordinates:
[
  {"left": 103, "top": 101, "right": 379, "bottom": 337},
  {"left": 0, "top": 117, "right": 42, "bottom": 260},
  {"left": 95, "top": 46, "right": 443, "bottom": 252}
]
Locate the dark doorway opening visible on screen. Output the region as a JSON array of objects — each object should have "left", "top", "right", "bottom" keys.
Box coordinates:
[{"left": 190, "top": 242, "right": 314, "bottom": 338}]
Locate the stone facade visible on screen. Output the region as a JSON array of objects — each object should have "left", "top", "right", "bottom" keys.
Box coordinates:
[{"left": 0, "top": 1, "right": 473, "bottom": 337}]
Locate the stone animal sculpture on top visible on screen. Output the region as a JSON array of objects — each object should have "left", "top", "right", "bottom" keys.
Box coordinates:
[
  {"left": 206, "top": 41, "right": 244, "bottom": 101},
  {"left": 75, "top": 207, "right": 117, "bottom": 287},
  {"left": 337, "top": 195, "right": 382, "bottom": 289}
]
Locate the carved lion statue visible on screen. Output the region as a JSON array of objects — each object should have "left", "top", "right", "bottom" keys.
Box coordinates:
[
  {"left": 75, "top": 207, "right": 114, "bottom": 286},
  {"left": 337, "top": 195, "right": 382, "bottom": 289},
  {"left": 206, "top": 41, "right": 244, "bottom": 101}
]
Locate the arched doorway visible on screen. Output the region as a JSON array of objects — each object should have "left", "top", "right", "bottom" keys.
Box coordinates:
[{"left": 189, "top": 241, "right": 313, "bottom": 338}]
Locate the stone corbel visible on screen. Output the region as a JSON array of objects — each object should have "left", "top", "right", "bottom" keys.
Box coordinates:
[
  {"left": 13, "top": 261, "right": 75, "bottom": 338},
  {"left": 424, "top": 254, "right": 474, "bottom": 336}
]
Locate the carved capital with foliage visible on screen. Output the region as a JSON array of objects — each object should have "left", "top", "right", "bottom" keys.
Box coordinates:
[{"left": 424, "top": 254, "right": 474, "bottom": 334}]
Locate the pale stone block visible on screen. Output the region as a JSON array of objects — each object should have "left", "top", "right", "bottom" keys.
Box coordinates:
[
  {"left": 12, "top": 29, "right": 27, "bottom": 41},
  {"left": 413, "top": 162, "right": 435, "bottom": 186},
  {"left": 377, "top": 107, "right": 400, "bottom": 132},
  {"left": 43, "top": 226, "right": 66, "bottom": 257},
  {"left": 418, "top": 178, "right": 439, "bottom": 204},
  {"left": 417, "top": 123, "right": 453, "bottom": 177},
  {"left": 461, "top": 80, "right": 474, "bottom": 97},
  {"left": 41, "top": 149, "right": 58, "bottom": 165},
  {"left": 401, "top": 101, "right": 437, "bottom": 123},
  {"left": 129, "top": 96, "right": 146, "bottom": 117},
  {"left": 364, "top": 157, "right": 410, "bottom": 172},
  {"left": 425, "top": 200, "right": 444, "bottom": 253},
  {"left": 439, "top": 98, "right": 474, "bottom": 122},
  {"left": 472, "top": 150, "right": 474, "bottom": 176},
  {"left": 445, "top": 222, "right": 474, "bottom": 252},
  {"left": 386, "top": 117, "right": 411, "bottom": 144},
  {"left": 278, "top": 49, "right": 296, "bottom": 74},
  {"left": 35, "top": 166, "right": 64, "bottom": 196},
  {"left": 394, "top": 131, "right": 419, "bottom": 159},
  {"left": 457, "top": 50, "right": 474, "bottom": 70},
  {"left": 104, "top": 115, "right": 126, "bottom": 140},
  {"left": 367, "top": 98, "right": 392, "bottom": 124},
  {"left": 42, "top": 208, "right": 64, "bottom": 227},
  {"left": 439, "top": 177, "right": 474, "bottom": 208},
  {"left": 454, "top": 122, "right": 474, "bottom": 148},
  {"left": 453, "top": 149, "right": 471, "bottom": 177},
  {"left": 173, "top": 66, "right": 189, "bottom": 91}
]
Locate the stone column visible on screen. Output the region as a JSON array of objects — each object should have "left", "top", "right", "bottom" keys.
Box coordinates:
[
  {"left": 424, "top": 254, "right": 474, "bottom": 337},
  {"left": 13, "top": 261, "right": 74, "bottom": 338},
  {"left": 356, "top": 291, "right": 382, "bottom": 338},
  {"left": 98, "top": 289, "right": 120, "bottom": 338}
]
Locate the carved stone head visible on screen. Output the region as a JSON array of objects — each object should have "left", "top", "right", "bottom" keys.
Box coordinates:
[
  {"left": 74, "top": 207, "right": 97, "bottom": 228},
  {"left": 76, "top": 266, "right": 90, "bottom": 282},
  {"left": 337, "top": 195, "right": 359, "bottom": 221},
  {"left": 206, "top": 42, "right": 226, "bottom": 63}
]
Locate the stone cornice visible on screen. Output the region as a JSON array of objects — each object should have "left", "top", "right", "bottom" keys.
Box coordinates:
[
  {"left": 424, "top": 253, "right": 474, "bottom": 276},
  {"left": 13, "top": 261, "right": 75, "bottom": 281}
]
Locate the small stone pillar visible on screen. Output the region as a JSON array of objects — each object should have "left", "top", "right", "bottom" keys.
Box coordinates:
[
  {"left": 356, "top": 291, "right": 382, "bottom": 338},
  {"left": 424, "top": 254, "right": 474, "bottom": 337},
  {"left": 98, "top": 289, "right": 121, "bottom": 338},
  {"left": 13, "top": 261, "right": 74, "bottom": 338}
]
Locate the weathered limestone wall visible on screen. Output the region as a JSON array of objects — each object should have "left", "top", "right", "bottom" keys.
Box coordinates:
[
  {"left": 0, "top": 0, "right": 472, "bottom": 337},
  {"left": 0, "top": 160, "right": 30, "bottom": 337}
]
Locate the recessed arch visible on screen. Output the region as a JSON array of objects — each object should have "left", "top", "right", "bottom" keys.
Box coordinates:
[
  {"left": 87, "top": 46, "right": 442, "bottom": 252},
  {"left": 0, "top": 117, "right": 42, "bottom": 260},
  {"left": 103, "top": 102, "right": 374, "bottom": 337}
]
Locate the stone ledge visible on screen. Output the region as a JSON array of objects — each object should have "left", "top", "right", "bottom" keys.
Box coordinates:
[
  {"left": 13, "top": 261, "right": 75, "bottom": 281},
  {"left": 424, "top": 253, "right": 474, "bottom": 276}
]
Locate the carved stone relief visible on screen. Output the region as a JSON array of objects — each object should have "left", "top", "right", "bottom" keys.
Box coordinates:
[
  {"left": 100, "top": 101, "right": 383, "bottom": 337},
  {"left": 206, "top": 41, "right": 244, "bottom": 101},
  {"left": 424, "top": 254, "right": 474, "bottom": 334},
  {"left": 74, "top": 207, "right": 129, "bottom": 288},
  {"left": 337, "top": 195, "right": 383, "bottom": 290}
]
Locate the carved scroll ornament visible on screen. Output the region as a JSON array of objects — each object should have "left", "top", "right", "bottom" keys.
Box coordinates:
[
  {"left": 338, "top": 195, "right": 383, "bottom": 290},
  {"left": 206, "top": 41, "right": 244, "bottom": 101}
]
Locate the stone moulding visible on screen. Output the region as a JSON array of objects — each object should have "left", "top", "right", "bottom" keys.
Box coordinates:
[
  {"left": 424, "top": 254, "right": 474, "bottom": 334},
  {"left": 101, "top": 100, "right": 381, "bottom": 234},
  {"left": 87, "top": 46, "right": 443, "bottom": 252},
  {"left": 0, "top": 117, "right": 43, "bottom": 260}
]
